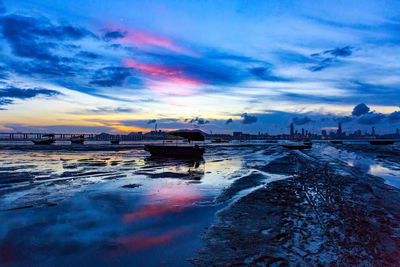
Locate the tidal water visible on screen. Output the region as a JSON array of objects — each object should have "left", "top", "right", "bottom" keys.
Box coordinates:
[{"left": 0, "top": 141, "right": 399, "bottom": 266}]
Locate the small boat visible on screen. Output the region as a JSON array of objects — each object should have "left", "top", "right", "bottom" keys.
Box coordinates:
[
  {"left": 265, "top": 140, "right": 278, "bottom": 143},
  {"left": 32, "top": 139, "right": 55, "bottom": 145},
  {"left": 32, "top": 134, "right": 55, "bottom": 145},
  {"left": 303, "top": 141, "right": 312, "bottom": 146},
  {"left": 144, "top": 130, "right": 205, "bottom": 158},
  {"left": 330, "top": 140, "right": 343, "bottom": 144},
  {"left": 70, "top": 135, "right": 84, "bottom": 144},
  {"left": 282, "top": 144, "right": 312, "bottom": 150},
  {"left": 110, "top": 140, "right": 120, "bottom": 145},
  {"left": 369, "top": 140, "right": 394, "bottom": 145}
]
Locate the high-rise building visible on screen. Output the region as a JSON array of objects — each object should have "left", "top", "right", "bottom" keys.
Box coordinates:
[
  {"left": 337, "top": 122, "right": 342, "bottom": 136},
  {"left": 290, "top": 123, "right": 294, "bottom": 137},
  {"left": 301, "top": 128, "right": 304, "bottom": 137},
  {"left": 322, "top": 129, "right": 327, "bottom": 136}
]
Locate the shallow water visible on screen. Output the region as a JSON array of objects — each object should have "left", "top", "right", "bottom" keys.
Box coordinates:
[{"left": 0, "top": 143, "right": 276, "bottom": 266}]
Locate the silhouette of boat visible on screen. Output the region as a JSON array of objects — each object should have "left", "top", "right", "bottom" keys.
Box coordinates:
[
  {"left": 70, "top": 135, "right": 84, "bottom": 144},
  {"left": 110, "top": 140, "right": 120, "bottom": 145},
  {"left": 303, "top": 141, "right": 312, "bottom": 146},
  {"left": 265, "top": 140, "right": 278, "bottom": 143},
  {"left": 369, "top": 140, "right": 394, "bottom": 145},
  {"left": 145, "top": 130, "right": 205, "bottom": 158},
  {"left": 282, "top": 144, "right": 312, "bottom": 149},
  {"left": 331, "top": 140, "right": 343, "bottom": 144},
  {"left": 32, "top": 134, "right": 55, "bottom": 145}
]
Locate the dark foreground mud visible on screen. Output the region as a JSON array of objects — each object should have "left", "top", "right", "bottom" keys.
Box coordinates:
[{"left": 192, "top": 151, "right": 400, "bottom": 266}]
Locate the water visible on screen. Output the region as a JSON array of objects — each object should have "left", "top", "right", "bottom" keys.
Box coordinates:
[
  {"left": 0, "top": 143, "right": 270, "bottom": 266},
  {"left": 1, "top": 141, "right": 399, "bottom": 266}
]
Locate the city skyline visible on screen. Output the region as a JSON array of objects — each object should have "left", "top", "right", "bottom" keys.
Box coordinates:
[{"left": 1, "top": 0, "right": 400, "bottom": 134}]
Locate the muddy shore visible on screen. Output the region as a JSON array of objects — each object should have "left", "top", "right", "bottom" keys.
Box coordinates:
[{"left": 193, "top": 150, "right": 400, "bottom": 266}]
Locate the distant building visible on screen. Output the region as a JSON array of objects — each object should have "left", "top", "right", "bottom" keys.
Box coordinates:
[
  {"left": 322, "top": 130, "right": 327, "bottom": 137},
  {"left": 337, "top": 122, "right": 342, "bottom": 136},
  {"left": 372, "top": 126, "right": 375, "bottom": 136},
  {"left": 290, "top": 123, "right": 294, "bottom": 137}
]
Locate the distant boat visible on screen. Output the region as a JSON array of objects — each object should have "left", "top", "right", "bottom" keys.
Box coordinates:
[
  {"left": 303, "top": 141, "right": 312, "bottom": 146},
  {"left": 369, "top": 140, "right": 394, "bottom": 145},
  {"left": 331, "top": 140, "right": 343, "bottom": 144},
  {"left": 144, "top": 130, "right": 205, "bottom": 158},
  {"left": 110, "top": 140, "right": 120, "bottom": 145},
  {"left": 32, "top": 134, "right": 55, "bottom": 145},
  {"left": 282, "top": 144, "right": 312, "bottom": 150},
  {"left": 70, "top": 135, "right": 84, "bottom": 144},
  {"left": 265, "top": 140, "right": 278, "bottom": 143}
]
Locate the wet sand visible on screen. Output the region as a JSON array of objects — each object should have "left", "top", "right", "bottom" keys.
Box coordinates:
[{"left": 193, "top": 146, "right": 400, "bottom": 266}]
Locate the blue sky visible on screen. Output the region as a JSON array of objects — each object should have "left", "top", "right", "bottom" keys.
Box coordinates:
[{"left": 0, "top": 0, "right": 400, "bottom": 134}]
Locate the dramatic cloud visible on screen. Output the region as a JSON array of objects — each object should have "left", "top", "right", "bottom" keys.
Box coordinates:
[
  {"left": 0, "top": 14, "right": 91, "bottom": 61},
  {"left": 147, "top": 119, "right": 156, "bottom": 124},
  {"left": 388, "top": 111, "right": 400, "bottom": 122},
  {"left": 352, "top": 103, "right": 370, "bottom": 116},
  {"left": 0, "top": 86, "right": 61, "bottom": 108},
  {"left": 324, "top": 46, "right": 352, "bottom": 57},
  {"left": 103, "top": 30, "right": 126, "bottom": 41},
  {"left": 188, "top": 117, "right": 209, "bottom": 125},
  {"left": 309, "top": 46, "right": 353, "bottom": 72},
  {"left": 225, "top": 118, "right": 233, "bottom": 125},
  {"left": 292, "top": 116, "right": 313, "bottom": 125},
  {"left": 358, "top": 112, "right": 385, "bottom": 125},
  {"left": 89, "top": 66, "right": 133, "bottom": 87},
  {"left": 241, "top": 113, "right": 257, "bottom": 124},
  {"left": 334, "top": 116, "right": 353, "bottom": 124}
]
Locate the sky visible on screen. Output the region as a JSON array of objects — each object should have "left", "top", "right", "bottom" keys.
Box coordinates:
[{"left": 0, "top": 0, "right": 400, "bottom": 134}]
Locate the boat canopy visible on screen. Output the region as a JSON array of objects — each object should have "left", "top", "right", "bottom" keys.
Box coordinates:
[{"left": 170, "top": 130, "right": 205, "bottom": 142}]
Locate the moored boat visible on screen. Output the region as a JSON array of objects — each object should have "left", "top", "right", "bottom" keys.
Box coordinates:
[
  {"left": 331, "top": 140, "right": 343, "bottom": 144},
  {"left": 32, "top": 134, "right": 55, "bottom": 145},
  {"left": 144, "top": 130, "right": 205, "bottom": 158},
  {"left": 70, "top": 135, "right": 84, "bottom": 144}
]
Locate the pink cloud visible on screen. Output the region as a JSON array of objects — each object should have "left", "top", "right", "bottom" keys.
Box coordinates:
[{"left": 123, "top": 59, "right": 183, "bottom": 76}]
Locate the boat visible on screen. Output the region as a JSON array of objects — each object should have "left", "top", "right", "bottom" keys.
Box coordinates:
[
  {"left": 303, "top": 141, "right": 312, "bottom": 146},
  {"left": 369, "top": 140, "right": 394, "bottom": 145},
  {"left": 331, "top": 140, "right": 343, "bottom": 144},
  {"left": 110, "top": 140, "right": 120, "bottom": 145},
  {"left": 282, "top": 144, "right": 312, "bottom": 150},
  {"left": 144, "top": 130, "right": 205, "bottom": 158},
  {"left": 70, "top": 135, "right": 84, "bottom": 144},
  {"left": 265, "top": 140, "right": 278, "bottom": 143},
  {"left": 32, "top": 134, "right": 55, "bottom": 145}
]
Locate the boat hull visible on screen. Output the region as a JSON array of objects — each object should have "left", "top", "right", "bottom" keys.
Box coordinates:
[
  {"left": 144, "top": 145, "right": 204, "bottom": 158},
  {"left": 110, "top": 140, "right": 120, "bottom": 145},
  {"left": 71, "top": 139, "right": 84, "bottom": 144},
  {"left": 331, "top": 141, "right": 343, "bottom": 144},
  {"left": 32, "top": 139, "right": 55, "bottom": 145}
]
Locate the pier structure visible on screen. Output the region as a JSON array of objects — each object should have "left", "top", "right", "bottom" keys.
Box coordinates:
[{"left": 0, "top": 132, "right": 97, "bottom": 141}]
